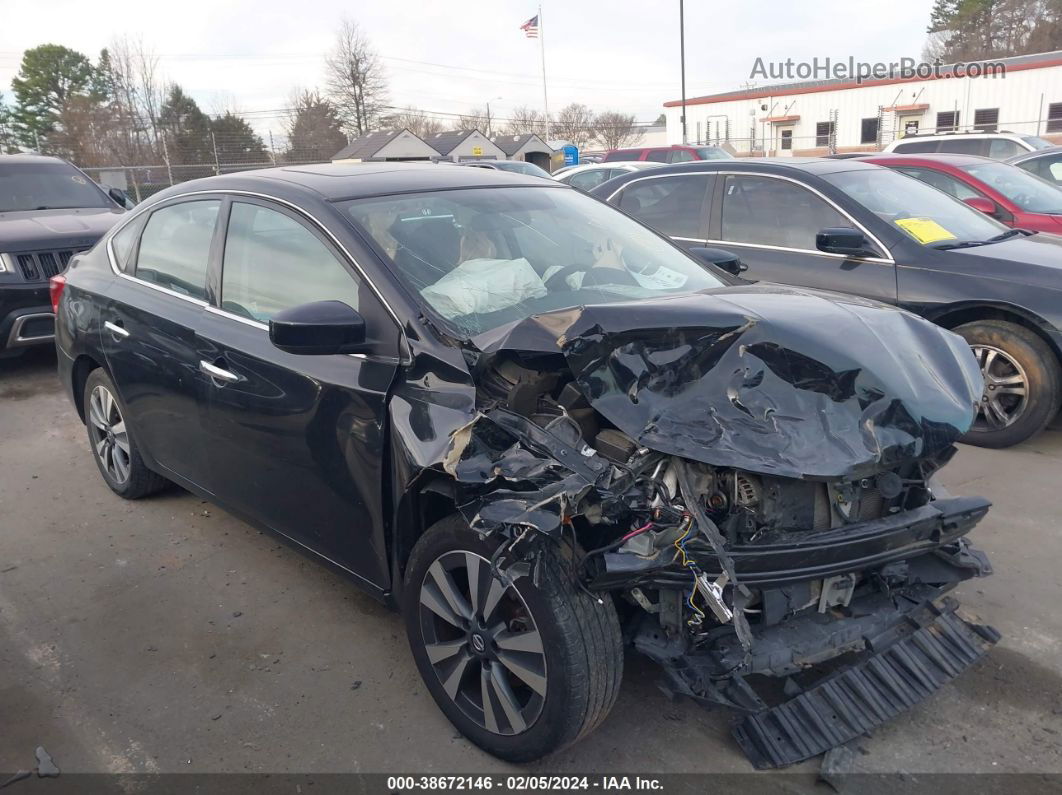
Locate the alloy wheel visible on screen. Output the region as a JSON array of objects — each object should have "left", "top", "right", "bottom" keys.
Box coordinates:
[
  {"left": 88, "top": 384, "right": 131, "bottom": 484},
  {"left": 417, "top": 550, "right": 547, "bottom": 736},
  {"left": 971, "top": 344, "right": 1029, "bottom": 431}
]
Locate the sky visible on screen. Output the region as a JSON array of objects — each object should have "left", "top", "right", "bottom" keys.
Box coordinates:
[{"left": 0, "top": 0, "right": 937, "bottom": 138}]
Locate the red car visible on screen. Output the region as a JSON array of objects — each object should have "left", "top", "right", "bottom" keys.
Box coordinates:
[
  {"left": 861, "top": 153, "right": 1062, "bottom": 234},
  {"left": 603, "top": 144, "right": 732, "bottom": 163}
]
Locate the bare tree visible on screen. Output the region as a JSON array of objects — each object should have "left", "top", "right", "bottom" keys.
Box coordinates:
[
  {"left": 551, "top": 103, "right": 595, "bottom": 147},
  {"left": 457, "top": 105, "right": 506, "bottom": 137},
  {"left": 380, "top": 105, "right": 444, "bottom": 138},
  {"left": 591, "top": 111, "right": 641, "bottom": 150},
  {"left": 95, "top": 37, "right": 166, "bottom": 164},
  {"left": 326, "top": 19, "right": 388, "bottom": 136},
  {"left": 501, "top": 105, "right": 545, "bottom": 136}
]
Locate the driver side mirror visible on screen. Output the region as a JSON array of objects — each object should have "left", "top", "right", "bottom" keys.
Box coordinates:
[
  {"left": 963, "top": 196, "right": 998, "bottom": 216},
  {"left": 688, "top": 246, "right": 748, "bottom": 276},
  {"left": 816, "top": 227, "right": 876, "bottom": 258},
  {"left": 269, "top": 300, "right": 369, "bottom": 355}
]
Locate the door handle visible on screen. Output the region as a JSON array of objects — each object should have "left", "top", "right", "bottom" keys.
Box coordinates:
[
  {"left": 199, "top": 359, "right": 242, "bottom": 384},
  {"left": 104, "top": 320, "right": 130, "bottom": 338}
]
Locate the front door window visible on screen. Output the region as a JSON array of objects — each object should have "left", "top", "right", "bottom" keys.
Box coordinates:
[{"left": 720, "top": 175, "right": 853, "bottom": 251}]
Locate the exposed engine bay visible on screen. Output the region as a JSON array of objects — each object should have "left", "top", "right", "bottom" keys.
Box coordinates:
[{"left": 437, "top": 287, "right": 998, "bottom": 768}]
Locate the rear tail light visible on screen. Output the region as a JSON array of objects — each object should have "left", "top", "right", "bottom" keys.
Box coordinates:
[{"left": 49, "top": 274, "right": 67, "bottom": 313}]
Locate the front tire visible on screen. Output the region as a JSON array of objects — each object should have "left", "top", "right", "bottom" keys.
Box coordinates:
[
  {"left": 403, "top": 514, "right": 623, "bottom": 762},
  {"left": 84, "top": 368, "right": 169, "bottom": 499},
  {"left": 956, "top": 320, "right": 1062, "bottom": 448}
]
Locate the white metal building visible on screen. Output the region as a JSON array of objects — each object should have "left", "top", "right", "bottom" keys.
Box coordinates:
[
  {"left": 663, "top": 50, "right": 1062, "bottom": 156},
  {"left": 332, "top": 129, "right": 441, "bottom": 162},
  {"left": 426, "top": 130, "right": 507, "bottom": 162}
]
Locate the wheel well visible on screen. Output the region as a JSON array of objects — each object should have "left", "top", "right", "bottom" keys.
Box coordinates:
[
  {"left": 392, "top": 477, "right": 459, "bottom": 593},
  {"left": 71, "top": 355, "right": 102, "bottom": 423},
  {"left": 933, "top": 305, "right": 1062, "bottom": 363}
]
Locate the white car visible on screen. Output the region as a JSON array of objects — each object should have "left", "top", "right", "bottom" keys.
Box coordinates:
[
  {"left": 554, "top": 161, "right": 665, "bottom": 192},
  {"left": 883, "top": 131, "right": 1053, "bottom": 160}
]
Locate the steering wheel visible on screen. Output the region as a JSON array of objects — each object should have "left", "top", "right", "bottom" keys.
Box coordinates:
[{"left": 544, "top": 263, "right": 590, "bottom": 291}]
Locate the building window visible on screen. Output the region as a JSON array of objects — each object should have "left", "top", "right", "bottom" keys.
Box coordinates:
[
  {"left": 815, "top": 121, "right": 835, "bottom": 147},
  {"left": 973, "top": 108, "right": 999, "bottom": 132},
  {"left": 936, "top": 110, "right": 960, "bottom": 132},
  {"left": 860, "top": 117, "right": 879, "bottom": 144},
  {"left": 1047, "top": 103, "right": 1062, "bottom": 133}
]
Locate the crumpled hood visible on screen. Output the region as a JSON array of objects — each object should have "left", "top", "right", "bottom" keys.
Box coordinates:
[
  {"left": 476, "top": 285, "right": 983, "bottom": 480},
  {"left": 0, "top": 208, "right": 123, "bottom": 251}
]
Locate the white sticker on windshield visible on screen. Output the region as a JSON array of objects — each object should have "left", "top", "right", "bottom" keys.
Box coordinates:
[{"left": 627, "top": 264, "right": 688, "bottom": 290}]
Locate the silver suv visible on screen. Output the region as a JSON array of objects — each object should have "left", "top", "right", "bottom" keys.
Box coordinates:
[{"left": 883, "top": 131, "right": 1054, "bottom": 159}]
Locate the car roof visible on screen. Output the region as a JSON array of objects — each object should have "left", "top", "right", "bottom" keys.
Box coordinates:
[
  {"left": 158, "top": 161, "right": 561, "bottom": 202},
  {"left": 862, "top": 153, "right": 997, "bottom": 167},
  {"left": 619, "top": 156, "right": 881, "bottom": 175},
  {"left": 891, "top": 131, "right": 1026, "bottom": 141}
]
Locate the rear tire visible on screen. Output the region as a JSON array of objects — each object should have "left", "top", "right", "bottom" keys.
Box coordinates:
[
  {"left": 403, "top": 514, "right": 623, "bottom": 762},
  {"left": 83, "top": 368, "right": 169, "bottom": 499},
  {"left": 956, "top": 320, "right": 1061, "bottom": 448}
]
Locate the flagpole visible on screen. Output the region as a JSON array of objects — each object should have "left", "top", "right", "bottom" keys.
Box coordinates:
[{"left": 539, "top": 4, "right": 550, "bottom": 140}]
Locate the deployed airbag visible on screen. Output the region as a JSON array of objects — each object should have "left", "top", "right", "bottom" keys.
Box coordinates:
[{"left": 421, "top": 257, "right": 546, "bottom": 319}]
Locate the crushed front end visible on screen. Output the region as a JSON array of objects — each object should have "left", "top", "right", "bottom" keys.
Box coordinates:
[{"left": 439, "top": 287, "right": 999, "bottom": 768}]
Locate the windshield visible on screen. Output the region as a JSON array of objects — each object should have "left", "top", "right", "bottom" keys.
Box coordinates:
[
  {"left": 823, "top": 167, "right": 1007, "bottom": 246},
  {"left": 964, "top": 161, "right": 1062, "bottom": 213},
  {"left": 342, "top": 186, "right": 726, "bottom": 336},
  {"left": 0, "top": 162, "right": 112, "bottom": 212},
  {"left": 489, "top": 160, "right": 553, "bottom": 178}
]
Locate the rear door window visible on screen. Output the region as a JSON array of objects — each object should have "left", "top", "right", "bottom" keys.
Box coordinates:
[
  {"left": 669, "top": 149, "right": 696, "bottom": 163},
  {"left": 937, "top": 139, "right": 990, "bottom": 156},
  {"left": 720, "top": 175, "right": 851, "bottom": 251},
  {"left": 616, "top": 174, "right": 710, "bottom": 238},
  {"left": 645, "top": 150, "right": 670, "bottom": 162},
  {"left": 135, "top": 200, "right": 220, "bottom": 299},
  {"left": 892, "top": 140, "right": 941, "bottom": 154}
]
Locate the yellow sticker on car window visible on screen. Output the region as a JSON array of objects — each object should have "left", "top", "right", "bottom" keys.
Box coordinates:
[{"left": 894, "top": 217, "right": 957, "bottom": 244}]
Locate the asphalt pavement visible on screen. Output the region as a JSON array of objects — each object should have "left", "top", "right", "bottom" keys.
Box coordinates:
[{"left": 1, "top": 346, "right": 1060, "bottom": 783}]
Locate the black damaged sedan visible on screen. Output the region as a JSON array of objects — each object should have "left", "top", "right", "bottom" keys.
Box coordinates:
[{"left": 54, "top": 163, "right": 998, "bottom": 768}]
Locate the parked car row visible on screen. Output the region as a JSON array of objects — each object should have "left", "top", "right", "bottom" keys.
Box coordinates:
[{"left": 591, "top": 155, "right": 1062, "bottom": 448}]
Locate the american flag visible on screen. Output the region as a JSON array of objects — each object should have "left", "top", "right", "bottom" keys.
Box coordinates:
[{"left": 520, "top": 15, "right": 539, "bottom": 38}]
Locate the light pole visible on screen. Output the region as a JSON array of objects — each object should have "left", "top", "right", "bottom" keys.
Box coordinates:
[
  {"left": 680, "top": 0, "right": 688, "bottom": 144},
  {"left": 486, "top": 96, "right": 503, "bottom": 138}
]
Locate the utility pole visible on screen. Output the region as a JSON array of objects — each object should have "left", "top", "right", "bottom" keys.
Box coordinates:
[
  {"left": 268, "top": 131, "right": 277, "bottom": 165},
  {"left": 539, "top": 4, "right": 550, "bottom": 139},
  {"left": 680, "top": 0, "right": 688, "bottom": 144}
]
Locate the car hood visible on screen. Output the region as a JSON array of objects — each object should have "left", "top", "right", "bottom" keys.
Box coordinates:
[
  {"left": 471, "top": 285, "right": 982, "bottom": 480},
  {"left": 943, "top": 232, "right": 1062, "bottom": 289},
  {"left": 0, "top": 208, "right": 124, "bottom": 252}
]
